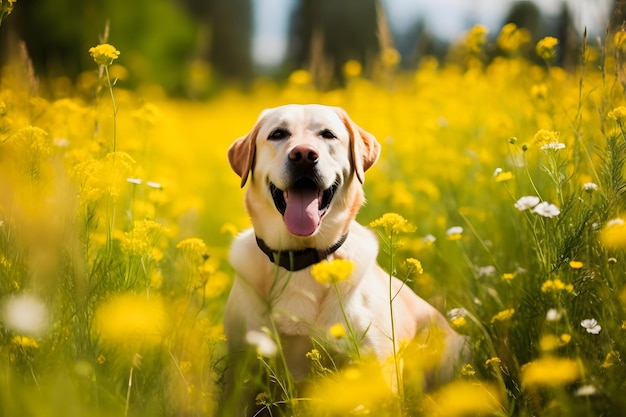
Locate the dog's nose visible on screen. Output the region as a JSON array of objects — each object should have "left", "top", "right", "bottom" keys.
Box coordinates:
[{"left": 289, "top": 145, "right": 319, "bottom": 167}]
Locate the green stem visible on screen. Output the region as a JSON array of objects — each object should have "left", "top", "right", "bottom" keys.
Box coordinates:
[
  {"left": 124, "top": 365, "right": 134, "bottom": 417},
  {"left": 332, "top": 282, "right": 361, "bottom": 361},
  {"left": 387, "top": 232, "right": 403, "bottom": 402},
  {"left": 104, "top": 65, "right": 118, "bottom": 152}
]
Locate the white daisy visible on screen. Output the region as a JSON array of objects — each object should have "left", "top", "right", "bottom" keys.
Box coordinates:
[
  {"left": 514, "top": 196, "right": 540, "bottom": 211},
  {"left": 246, "top": 330, "right": 278, "bottom": 357},
  {"left": 583, "top": 182, "right": 598, "bottom": 192},
  {"left": 533, "top": 202, "right": 560, "bottom": 218},
  {"left": 580, "top": 318, "right": 601, "bottom": 334}
]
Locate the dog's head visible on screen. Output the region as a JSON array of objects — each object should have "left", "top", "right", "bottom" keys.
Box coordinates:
[{"left": 228, "top": 104, "right": 380, "bottom": 241}]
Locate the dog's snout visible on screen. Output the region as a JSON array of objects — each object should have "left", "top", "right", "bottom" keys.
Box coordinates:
[{"left": 289, "top": 145, "right": 319, "bottom": 167}]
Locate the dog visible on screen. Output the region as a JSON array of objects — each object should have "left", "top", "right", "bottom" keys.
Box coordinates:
[{"left": 221, "top": 104, "right": 468, "bottom": 415}]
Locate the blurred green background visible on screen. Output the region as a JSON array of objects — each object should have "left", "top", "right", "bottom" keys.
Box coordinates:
[{"left": 0, "top": 0, "right": 620, "bottom": 96}]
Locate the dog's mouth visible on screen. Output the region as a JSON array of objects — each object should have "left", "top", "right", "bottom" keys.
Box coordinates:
[{"left": 270, "top": 178, "right": 338, "bottom": 236}]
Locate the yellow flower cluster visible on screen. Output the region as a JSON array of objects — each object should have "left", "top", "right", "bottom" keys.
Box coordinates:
[
  {"left": 608, "top": 106, "right": 626, "bottom": 122},
  {"left": 614, "top": 30, "right": 626, "bottom": 50},
  {"left": 342, "top": 60, "right": 362, "bottom": 78},
  {"left": 88, "top": 43, "right": 121, "bottom": 66},
  {"left": 485, "top": 356, "right": 501, "bottom": 367},
  {"left": 405, "top": 258, "right": 423, "bottom": 275},
  {"left": 369, "top": 212, "right": 416, "bottom": 234},
  {"left": 120, "top": 219, "right": 167, "bottom": 258},
  {"left": 465, "top": 25, "right": 489, "bottom": 54},
  {"left": 329, "top": 322, "right": 345, "bottom": 339},
  {"left": 601, "top": 218, "right": 626, "bottom": 248},
  {"left": 497, "top": 23, "right": 530, "bottom": 54},
  {"left": 522, "top": 356, "right": 579, "bottom": 387},
  {"left": 176, "top": 237, "right": 209, "bottom": 259},
  {"left": 95, "top": 293, "right": 167, "bottom": 347},
  {"left": 71, "top": 152, "right": 136, "bottom": 201},
  {"left": 491, "top": 308, "right": 515, "bottom": 323},
  {"left": 541, "top": 278, "right": 574, "bottom": 293},
  {"left": 540, "top": 333, "right": 571, "bottom": 351},
  {"left": 569, "top": 260, "right": 583, "bottom": 269},
  {"left": 310, "top": 259, "right": 354, "bottom": 284},
  {"left": 0, "top": 0, "right": 16, "bottom": 16},
  {"left": 426, "top": 381, "right": 501, "bottom": 416},
  {"left": 532, "top": 129, "right": 560, "bottom": 147},
  {"left": 536, "top": 36, "right": 559, "bottom": 61},
  {"left": 12, "top": 335, "right": 39, "bottom": 349}
]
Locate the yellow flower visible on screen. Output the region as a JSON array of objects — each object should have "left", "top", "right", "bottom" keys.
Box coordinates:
[
  {"left": 329, "top": 322, "right": 345, "bottom": 339},
  {"left": 309, "top": 362, "right": 392, "bottom": 414},
  {"left": 501, "top": 272, "right": 516, "bottom": 281},
  {"left": 451, "top": 317, "right": 467, "bottom": 328},
  {"left": 531, "top": 83, "right": 548, "bottom": 100},
  {"left": 461, "top": 363, "right": 475, "bottom": 376},
  {"left": 494, "top": 171, "right": 513, "bottom": 182},
  {"left": 220, "top": 223, "right": 239, "bottom": 236},
  {"left": 446, "top": 226, "right": 464, "bottom": 241},
  {"left": 1, "top": 0, "right": 16, "bottom": 15},
  {"left": 497, "top": 23, "right": 530, "bottom": 54},
  {"left": 381, "top": 47, "right": 401, "bottom": 68},
  {"left": 11, "top": 335, "right": 39, "bottom": 349},
  {"left": 72, "top": 152, "right": 136, "bottom": 201},
  {"left": 405, "top": 258, "right": 423, "bottom": 275},
  {"left": 465, "top": 24, "right": 489, "bottom": 54},
  {"left": 541, "top": 278, "right": 574, "bottom": 293},
  {"left": 426, "top": 381, "right": 501, "bottom": 417},
  {"left": 94, "top": 293, "right": 168, "bottom": 347},
  {"left": 614, "top": 30, "right": 626, "bottom": 50},
  {"left": 342, "top": 60, "right": 362, "bottom": 78},
  {"left": 608, "top": 106, "right": 626, "bottom": 122},
  {"left": 310, "top": 259, "right": 354, "bottom": 284},
  {"left": 485, "top": 357, "right": 501, "bottom": 367},
  {"left": 305, "top": 348, "right": 321, "bottom": 362},
  {"left": 569, "top": 261, "right": 583, "bottom": 269},
  {"left": 522, "top": 357, "right": 580, "bottom": 387},
  {"left": 601, "top": 218, "right": 626, "bottom": 248},
  {"left": 288, "top": 69, "right": 312, "bottom": 86},
  {"left": 369, "top": 212, "right": 416, "bottom": 234},
  {"left": 120, "top": 219, "right": 167, "bottom": 258},
  {"left": 536, "top": 36, "right": 559, "bottom": 60},
  {"left": 491, "top": 308, "right": 515, "bottom": 323},
  {"left": 176, "top": 237, "right": 209, "bottom": 260},
  {"left": 89, "top": 43, "right": 121, "bottom": 66},
  {"left": 533, "top": 129, "right": 559, "bottom": 147},
  {"left": 540, "top": 334, "right": 562, "bottom": 351},
  {"left": 601, "top": 350, "right": 621, "bottom": 368}
]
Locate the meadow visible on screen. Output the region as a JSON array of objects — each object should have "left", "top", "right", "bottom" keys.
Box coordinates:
[{"left": 1, "top": 18, "right": 626, "bottom": 416}]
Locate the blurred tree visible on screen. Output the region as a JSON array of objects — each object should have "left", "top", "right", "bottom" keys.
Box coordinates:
[
  {"left": 3, "top": 0, "right": 198, "bottom": 95},
  {"left": 502, "top": 0, "right": 542, "bottom": 42},
  {"left": 555, "top": 2, "right": 580, "bottom": 69},
  {"left": 1, "top": 0, "right": 255, "bottom": 96},
  {"left": 183, "top": 0, "right": 253, "bottom": 86},
  {"left": 287, "top": 0, "right": 380, "bottom": 87},
  {"left": 610, "top": 0, "right": 626, "bottom": 33}
]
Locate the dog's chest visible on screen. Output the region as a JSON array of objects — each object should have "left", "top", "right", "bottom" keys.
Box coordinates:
[{"left": 270, "top": 274, "right": 340, "bottom": 335}]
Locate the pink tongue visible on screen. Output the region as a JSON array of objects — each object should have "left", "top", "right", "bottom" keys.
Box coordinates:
[{"left": 284, "top": 188, "right": 320, "bottom": 236}]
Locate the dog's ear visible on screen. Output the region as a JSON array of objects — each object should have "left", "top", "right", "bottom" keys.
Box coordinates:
[
  {"left": 228, "top": 113, "right": 266, "bottom": 188},
  {"left": 335, "top": 107, "right": 381, "bottom": 184}
]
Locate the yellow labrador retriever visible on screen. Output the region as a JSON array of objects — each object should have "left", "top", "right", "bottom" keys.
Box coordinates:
[{"left": 222, "top": 104, "right": 467, "bottom": 414}]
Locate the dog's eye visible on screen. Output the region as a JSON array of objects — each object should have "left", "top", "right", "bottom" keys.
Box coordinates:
[
  {"left": 269, "top": 128, "right": 290, "bottom": 140},
  {"left": 319, "top": 129, "right": 336, "bottom": 139}
]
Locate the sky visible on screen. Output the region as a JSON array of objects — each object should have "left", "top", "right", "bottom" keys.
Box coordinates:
[{"left": 252, "top": 0, "right": 614, "bottom": 67}]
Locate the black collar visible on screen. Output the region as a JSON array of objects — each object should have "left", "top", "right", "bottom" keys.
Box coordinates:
[{"left": 255, "top": 233, "right": 349, "bottom": 271}]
